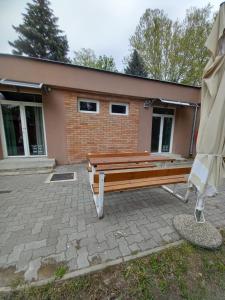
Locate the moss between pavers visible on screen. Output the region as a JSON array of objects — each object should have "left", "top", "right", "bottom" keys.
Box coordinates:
[{"left": 1, "top": 230, "right": 225, "bottom": 300}]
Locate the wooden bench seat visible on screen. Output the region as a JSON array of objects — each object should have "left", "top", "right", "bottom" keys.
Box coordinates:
[
  {"left": 95, "top": 163, "right": 156, "bottom": 171},
  {"left": 87, "top": 151, "right": 151, "bottom": 172},
  {"left": 94, "top": 167, "right": 191, "bottom": 183},
  {"left": 87, "top": 163, "right": 155, "bottom": 172},
  {"left": 93, "top": 174, "right": 187, "bottom": 193},
  {"left": 87, "top": 151, "right": 149, "bottom": 160}
]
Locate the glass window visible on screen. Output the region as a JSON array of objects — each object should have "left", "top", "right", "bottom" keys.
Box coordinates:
[
  {"left": 78, "top": 99, "right": 99, "bottom": 113},
  {"left": 153, "top": 107, "right": 174, "bottom": 115},
  {"left": 25, "top": 106, "right": 46, "bottom": 155},
  {"left": 110, "top": 103, "right": 128, "bottom": 115},
  {"left": 161, "top": 117, "right": 173, "bottom": 152},
  {"left": 1, "top": 104, "right": 25, "bottom": 156},
  {"left": 151, "top": 116, "right": 161, "bottom": 152},
  {"left": 0, "top": 91, "right": 42, "bottom": 103}
]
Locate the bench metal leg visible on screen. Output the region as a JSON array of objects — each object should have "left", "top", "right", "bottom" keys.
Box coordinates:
[
  {"left": 161, "top": 185, "right": 191, "bottom": 203},
  {"left": 195, "top": 193, "right": 205, "bottom": 223},
  {"left": 92, "top": 171, "right": 105, "bottom": 219},
  {"left": 89, "top": 165, "right": 95, "bottom": 185}
]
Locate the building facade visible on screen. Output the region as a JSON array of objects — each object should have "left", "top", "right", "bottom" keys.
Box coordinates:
[{"left": 0, "top": 54, "right": 201, "bottom": 164}]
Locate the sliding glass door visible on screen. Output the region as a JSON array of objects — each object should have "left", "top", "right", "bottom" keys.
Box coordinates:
[
  {"left": 0, "top": 101, "right": 46, "bottom": 157},
  {"left": 151, "top": 108, "right": 175, "bottom": 153}
]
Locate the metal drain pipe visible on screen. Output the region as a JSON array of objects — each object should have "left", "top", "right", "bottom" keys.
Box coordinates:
[{"left": 189, "top": 104, "right": 199, "bottom": 157}]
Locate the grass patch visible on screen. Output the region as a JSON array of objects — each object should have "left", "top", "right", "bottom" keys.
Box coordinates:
[
  {"left": 54, "top": 265, "right": 68, "bottom": 280},
  {"left": 1, "top": 230, "right": 225, "bottom": 300}
]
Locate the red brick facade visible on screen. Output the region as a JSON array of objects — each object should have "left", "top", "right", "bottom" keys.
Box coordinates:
[{"left": 64, "top": 92, "right": 140, "bottom": 162}]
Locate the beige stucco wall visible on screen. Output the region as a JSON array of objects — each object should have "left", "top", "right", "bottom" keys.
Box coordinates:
[
  {"left": 137, "top": 104, "right": 198, "bottom": 158},
  {"left": 0, "top": 89, "right": 68, "bottom": 163},
  {"left": 42, "top": 90, "right": 68, "bottom": 164},
  {"left": 138, "top": 105, "right": 153, "bottom": 151},
  {"left": 172, "top": 106, "right": 199, "bottom": 157},
  {"left": 0, "top": 55, "right": 200, "bottom": 103}
]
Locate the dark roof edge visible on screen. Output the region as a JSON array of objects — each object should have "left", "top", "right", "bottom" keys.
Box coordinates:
[{"left": 0, "top": 53, "right": 201, "bottom": 90}]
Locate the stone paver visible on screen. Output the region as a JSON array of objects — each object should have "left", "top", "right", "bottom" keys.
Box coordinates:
[
  {"left": 24, "top": 258, "right": 41, "bottom": 281},
  {"left": 77, "top": 247, "right": 89, "bottom": 269},
  {"left": 0, "top": 163, "right": 225, "bottom": 283},
  {"left": 8, "top": 244, "right": 24, "bottom": 264}
]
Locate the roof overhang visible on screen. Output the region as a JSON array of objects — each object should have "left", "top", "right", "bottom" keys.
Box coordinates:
[
  {"left": 0, "top": 79, "right": 43, "bottom": 89},
  {"left": 0, "top": 79, "right": 47, "bottom": 95},
  {"left": 146, "top": 98, "right": 200, "bottom": 107}
]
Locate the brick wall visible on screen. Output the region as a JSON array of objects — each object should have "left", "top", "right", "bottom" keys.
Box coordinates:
[{"left": 64, "top": 92, "right": 140, "bottom": 162}]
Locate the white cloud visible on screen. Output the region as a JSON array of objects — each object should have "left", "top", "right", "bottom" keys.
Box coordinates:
[{"left": 0, "top": 0, "right": 222, "bottom": 70}]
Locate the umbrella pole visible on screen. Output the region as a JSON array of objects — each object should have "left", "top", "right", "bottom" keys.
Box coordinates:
[{"left": 195, "top": 193, "right": 206, "bottom": 223}]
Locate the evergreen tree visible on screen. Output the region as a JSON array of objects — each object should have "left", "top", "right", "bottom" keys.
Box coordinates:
[
  {"left": 9, "top": 0, "right": 69, "bottom": 62},
  {"left": 124, "top": 49, "right": 148, "bottom": 77}
]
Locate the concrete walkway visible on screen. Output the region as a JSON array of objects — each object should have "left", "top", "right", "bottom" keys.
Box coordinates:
[{"left": 0, "top": 164, "right": 225, "bottom": 285}]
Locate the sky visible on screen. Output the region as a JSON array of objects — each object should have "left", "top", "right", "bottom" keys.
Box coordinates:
[{"left": 0, "top": 0, "right": 222, "bottom": 71}]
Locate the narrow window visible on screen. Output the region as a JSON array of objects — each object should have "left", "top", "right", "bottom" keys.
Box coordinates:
[
  {"left": 153, "top": 107, "right": 174, "bottom": 115},
  {"left": 78, "top": 99, "right": 99, "bottom": 113},
  {"left": 110, "top": 103, "right": 128, "bottom": 115}
]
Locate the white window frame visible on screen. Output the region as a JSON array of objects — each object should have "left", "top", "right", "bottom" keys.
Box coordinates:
[
  {"left": 109, "top": 102, "right": 129, "bottom": 116},
  {"left": 78, "top": 98, "right": 100, "bottom": 114}
]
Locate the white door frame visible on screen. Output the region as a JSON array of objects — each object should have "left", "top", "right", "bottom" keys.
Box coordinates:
[
  {"left": 0, "top": 99, "right": 47, "bottom": 158},
  {"left": 152, "top": 113, "right": 175, "bottom": 153}
]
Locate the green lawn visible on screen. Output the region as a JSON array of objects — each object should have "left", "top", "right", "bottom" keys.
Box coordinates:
[{"left": 1, "top": 231, "right": 225, "bottom": 300}]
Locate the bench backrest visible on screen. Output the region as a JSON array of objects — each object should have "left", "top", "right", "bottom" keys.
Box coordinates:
[
  {"left": 87, "top": 151, "right": 149, "bottom": 159},
  {"left": 94, "top": 167, "right": 191, "bottom": 183}
]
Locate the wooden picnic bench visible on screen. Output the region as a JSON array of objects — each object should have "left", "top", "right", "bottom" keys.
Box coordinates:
[{"left": 87, "top": 151, "right": 190, "bottom": 218}]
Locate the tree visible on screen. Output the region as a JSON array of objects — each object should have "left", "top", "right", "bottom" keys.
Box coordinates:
[
  {"left": 73, "top": 48, "right": 117, "bottom": 72},
  {"left": 95, "top": 55, "right": 117, "bottom": 72},
  {"left": 9, "top": 0, "right": 69, "bottom": 62},
  {"left": 73, "top": 48, "right": 97, "bottom": 68},
  {"left": 124, "top": 49, "right": 148, "bottom": 77},
  {"left": 129, "top": 5, "right": 213, "bottom": 85},
  {"left": 178, "top": 5, "right": 213, "bottom": 85},
  {"left": 130, "top": 9, "right": 172, "bottom": 81}
]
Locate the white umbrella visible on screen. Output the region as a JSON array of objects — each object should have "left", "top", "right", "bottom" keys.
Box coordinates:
[{"left": 188, "top": 2, "right": 225, "bottom": 223}]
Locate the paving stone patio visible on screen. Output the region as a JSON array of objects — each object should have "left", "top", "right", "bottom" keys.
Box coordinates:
[{"left": 0, "top": 163, "right": 225, "bottom": 284}]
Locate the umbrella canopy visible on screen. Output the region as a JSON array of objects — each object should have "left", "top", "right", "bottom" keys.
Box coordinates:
[{"left": 188, "top": 2, "right": 225, "bottom": 222}]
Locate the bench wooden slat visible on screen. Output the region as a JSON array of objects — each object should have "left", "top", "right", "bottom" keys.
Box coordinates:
[
  {"left": 101, "top": 174, "right": 186, "bottom": 187},
  {"left": 94, "top": 167, "right": 191, "bottom": 183},
  {"left": 95, "top": 163, "right": 155, "bottom": 171},
  {"left": 93, "top": 175, "right": 187, "bottom": 194},
  {"left": 90, "top": 155, "right": 174, "bottom": 166},
  {"left": 87, "top": 151, "right": 149, "bottom": 159}
]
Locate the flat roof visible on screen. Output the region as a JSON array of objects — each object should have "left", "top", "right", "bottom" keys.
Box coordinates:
[
  {"left": 0, "top": 53, "right": 201, "bottom": 103},
  {"left": 0, "top": 53, "right": 200, "bottom": 90}
]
